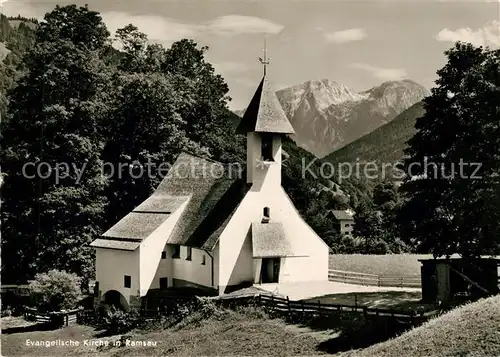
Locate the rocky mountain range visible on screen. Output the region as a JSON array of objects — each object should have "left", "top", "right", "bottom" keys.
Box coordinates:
[
  {"left": 276, "top": 79, "right": 429, "bottom": 157},
  {"left": 236, "top": 78, "right": 429, "bottom": 158}
]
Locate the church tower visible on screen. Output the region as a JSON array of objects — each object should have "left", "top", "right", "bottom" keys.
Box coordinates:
[{"left": 236, "top": 41, "right": 295, "bottom": 190}]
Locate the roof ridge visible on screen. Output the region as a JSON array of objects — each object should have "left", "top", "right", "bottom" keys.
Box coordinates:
[
  {"left": 178, "top": 150, "right": 221, "bottom": 165},
  {"left": 178, "top": 150, "right": 245, "bottom": 169},
  {"left": 179, "top": 150, "right": 232, "bottom": 166}
]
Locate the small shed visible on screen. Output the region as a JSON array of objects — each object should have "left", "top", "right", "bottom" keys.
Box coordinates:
[{"left": 419, "top": 257, "right": 500, "bottom": 303}]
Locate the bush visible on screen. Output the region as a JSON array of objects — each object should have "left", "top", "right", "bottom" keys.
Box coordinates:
[
  {"left": 103, "top": 306, "right": 140, "bottom": 335},
  {"left": 27, "top": 269, "right": 83, "bottom": 312}
]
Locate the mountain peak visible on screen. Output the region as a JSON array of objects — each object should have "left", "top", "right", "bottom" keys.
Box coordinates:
[
  {"left": 363, "top": 80, "right": 430, "bottom": 97},
  {"left": 274, "top": 78, "right": 428, "bottom": 157}
]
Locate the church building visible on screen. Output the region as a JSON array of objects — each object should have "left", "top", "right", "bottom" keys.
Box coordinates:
[{"left": 91, "top": 59, "right": 330, "bottom": 310}]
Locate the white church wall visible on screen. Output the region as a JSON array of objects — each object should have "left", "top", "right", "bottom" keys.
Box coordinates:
[
  {"left": 217, "top": 183, "right": 329, "bottom": 290},
  {"left": 279, "top": 255, "right": 329, "bottom": 283},
  {"left": 149, "top": 245, "right": 173, "bottom": 289},
  {"left": 170, "top": 246, "right": 212, "bottom": 288},
  {"left": 221, "top": 231, "right": 253, "bottom": 289},
  {"left": 139, "top": 199, "right": 189, "bottom": 296},
  {"left": 248, "top": 134, "right": 283, "bottom": 189},
  {"left": 95, "top": 248, "right": 140, "bottom": 304},
  {"left": 253, "top": 258, "right": 263, "bottom": 284},
  {"left": 149, "top": 245, "right": 213, "bottom": 290},
  {"left": 246, "top": 132, "right": 259, "bottom": 184},
  {"left": 213, "top": 242, "right": 220, "bottom": 287}
]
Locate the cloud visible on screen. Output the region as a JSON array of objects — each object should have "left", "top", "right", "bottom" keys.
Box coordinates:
[
  {"left": 102, "top": 12, "right": 198, "bottom": 43},
  {"left": 350, "top": 63, "right": 408, "bottom": 80},
  {"left": 324, "top": 28, "right": 366, "bottom": 44},
  {"left": 435, "top": 20, "right": 500, "bottom": 47},
  {"left": 206, "top": 15, "right": 283, "bottom": 35},
  {"left": 101, "top": 12, "right": 283, "bottom": 44},
  {"left": 1, "top": 3, "right": 283, "bottom": 41},
  {"left": 1, "top": 0, "right": 40, "bottom": 18}
]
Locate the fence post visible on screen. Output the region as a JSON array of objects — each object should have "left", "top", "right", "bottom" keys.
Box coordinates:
[
  {"left": 301, "top": 300, "right": 305, "bottom": 318},
  {"left": 65, "top": 313, "right": 69, "bottom": 326},
  {"left": 363, "top": 306, "right": 368, "bottom": 321},
  {"left": 401, "top": 277, "right": 404, "bottom": 287},
  {"left": 378, "top": 276, "right": 381, "bottom": 287},
  {"left": 287, "top": 296, "right": 291, "bottom": 317},
  {"left": 354, "top": 294, "right": 357, "bottom": 308}
]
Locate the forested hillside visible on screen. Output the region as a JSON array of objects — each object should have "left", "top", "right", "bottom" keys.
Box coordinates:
[
  {"left": 325, "top": 101, "right": 426, "bottom": 175},
  {"left": 0, "top": 14, "right": 37, "bottom": 117}
]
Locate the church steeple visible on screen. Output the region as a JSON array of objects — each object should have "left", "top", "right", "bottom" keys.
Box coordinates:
[
  {"left": 237, "top": 42, "right": 295, "bottom": 187},
  {"left": 235, "top": 41, "right": 294, "bottom": 135}
]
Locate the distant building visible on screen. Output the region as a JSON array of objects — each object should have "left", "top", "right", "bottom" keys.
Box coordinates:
[
  {"left": 327, "top": 210, "right": 355, "bottom": 236},
  {"left": 90, "top": 64, "right": 330, "bottom": 310},
  {"left": 419, "top": 257, "right": 500, "bottom": 303}
]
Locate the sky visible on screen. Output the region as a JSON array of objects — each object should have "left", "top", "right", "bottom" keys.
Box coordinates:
[{"left": 1, "top": 0, "right": 499, "bottom": 110}]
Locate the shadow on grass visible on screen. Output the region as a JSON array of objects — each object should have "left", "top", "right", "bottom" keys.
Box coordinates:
[
  {"left": 310, "top": 313, "right": 413, "bottom": 353},
  {"left": 303, "top": 291, "right": 436, "bottom": 314},
  {"left": 268, "top": 308, "right": 420, "bottom": 354},
  {"left": 1, "top": 322, "right": 59, "bottom": 334}
]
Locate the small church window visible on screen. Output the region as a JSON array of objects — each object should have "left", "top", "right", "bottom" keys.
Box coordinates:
[
  {"left": 261, "top": 134, "right": 274, "bottom": 162},
  {"left": 172, "top": 245, "right": 180, "bottom": 259},
  {"left": 124, "top": 275, "right": 131, "bottom": 288},
  {"left": 161, "top": 251, "right": 166, "bottom": 259},
  {"left": 186, "top": 247, "right": 192, "bottom": 261},
  {"left": 201, "top": 255, "right": 206, "bottom": 265},
  {"left": 262, "top": 207, "right": 271, "bottom": 223}
]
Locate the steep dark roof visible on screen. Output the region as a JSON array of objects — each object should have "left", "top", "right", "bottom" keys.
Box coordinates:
[
  {"left": 159, "top": 153, "right": 250, "bottom": 250},
  {"left": 91, "top": 152, "right": 249, "bottom": 251},
  {"left": 93, "top": 193, "right": 190, "bottom": 250},
  {"left": 90, "top": 238, "right": 140, "bottom": 251},
  {"left": 102, "top": 212, "right": 172, "bottom": 240},
  {"left": 236, "top": 75, "right": 295, "bottom": 135},
  {"left": 252, "top": 222, "right": 302, "bottom": 258},
  {"left": 134, "top": 195, "right": 190, "bottom": 213}
]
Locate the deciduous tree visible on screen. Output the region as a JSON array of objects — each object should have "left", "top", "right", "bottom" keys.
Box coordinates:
[{"left": 398, "top": 42, "right": 500, "bottom": 258}]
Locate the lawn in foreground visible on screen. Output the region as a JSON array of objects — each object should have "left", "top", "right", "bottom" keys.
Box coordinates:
[
  {"left": 1, "top": 309, "right": 332, "bottom": 356},
  {"left": 340, "top": 294, "right": 500, "bottom": 357}
]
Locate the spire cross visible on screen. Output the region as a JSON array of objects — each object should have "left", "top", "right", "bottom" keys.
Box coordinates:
[{"left": 259, "top": 37, "right": 270, "bottom": 75}]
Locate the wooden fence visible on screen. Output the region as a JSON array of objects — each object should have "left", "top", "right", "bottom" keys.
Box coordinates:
[
  {"left": 1, "top": 284, "right": 30, "bottom": 295},
  {"left": 24, "top": 307, "right": 83, "bottom": 326},
  {"left": 254, "top": 294, "right": 435, "bottom": 323},
  {"left": 96, "top": 294, "right": 437, "bottom": 327},
  {"left": 329, "top": 269, "right": 421, "bottom": 288}
]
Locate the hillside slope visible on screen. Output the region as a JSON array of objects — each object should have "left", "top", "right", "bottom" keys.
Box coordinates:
[
  {"left": 324, "top": 101, "right": 425, "bottom": 171},
  {"left": 344, "top": 294, "right": 500, "bottom": 357},
  {"left": 0, "top": 15, "right": 37, "bottom": 116}
]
